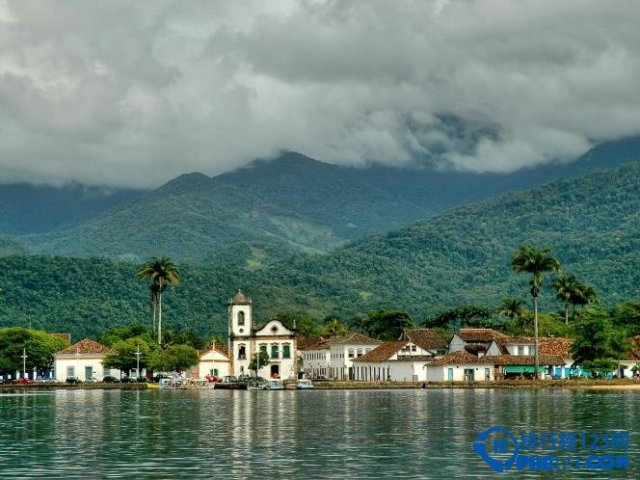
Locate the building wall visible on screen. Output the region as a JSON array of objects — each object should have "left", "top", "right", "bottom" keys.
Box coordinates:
[
  {"left": 197, "top": 350, "right": 231, "bottom": 379},
  {"left": 301, "top": 349, "right": 330, "bottom": 377},
  {"left": 54, "top": 355, "right": 121, "bottom": 381},
  {"left": 427, "top": 364, "right": 494, "bottom": 382},
  {"left": 329, "top": 344, "right": 377, "bottom": 380},
  {"left": 448, "top": 335, "right": 466, "bottom": 353}
]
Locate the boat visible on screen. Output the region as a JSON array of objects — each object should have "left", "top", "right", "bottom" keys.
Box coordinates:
[
  {"left": 159, "top": 378, "right": 215, "bottom": 390},
  {"left": 296, "top": 379, "right": 314, "bottom": 390},
  {"left": 247, "top": 377, "right": 266, "bottom": 390},
  {"left": 264, "top": 379, "right": 285, "bottom": 390}
]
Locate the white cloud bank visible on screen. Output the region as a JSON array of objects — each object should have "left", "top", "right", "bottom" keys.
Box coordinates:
[{"left": 0, "top": 0, "right": 639, "bottom": 187}]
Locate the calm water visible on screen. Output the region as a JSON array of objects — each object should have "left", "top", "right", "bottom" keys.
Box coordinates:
[{"left": 0, "top": 388, "right": 638, "bottom": 479}]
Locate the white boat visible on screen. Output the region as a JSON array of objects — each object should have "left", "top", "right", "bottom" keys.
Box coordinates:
[
  {"left": 296, "top": 379, "right": 314, "bottom": 390},
  {"left": 264, "top": 379, "right": 285, "bottom": 390}
]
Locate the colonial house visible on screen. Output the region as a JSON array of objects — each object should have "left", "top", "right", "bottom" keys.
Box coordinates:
[
  {"left": 298, "top": 336, "right": 332, "bottom": 379},
  {"left": 428, "top": 331, "right": 574, "bottom": 381},
  {"left": 196, "top": 343, "right": 231, "bottom": 380},
  {"left": 617, "top": 336, "right": 640, "bottom": 378},
  {"left": 54, "top": 338, "right": 121, "bottom": 381},
  {"left": 327, "top": 332, "right": 381, "bottom": 380},
  {"left": 449, "top": 328, "right": 510, "bottom": 356},
  {"left": 227, "top": 290, "right": 297, "bottom": 379},
  {"left": 352, "top": 329, "right": 447, "bottom": 381}
]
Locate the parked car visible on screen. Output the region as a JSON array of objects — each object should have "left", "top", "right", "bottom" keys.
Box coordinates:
[
  {"left": 102, "top": 376, "right": 120, "bottom": 383},
  {"left": 222, "top": 375, "right": 238, "bottom": 383},
  {"left": 136, "top": 376, "right": 148, "bottom": 383},
  {"left": 12, "top": 377, "right": 34, "bottom": 385},
  {"left": 152, "top": 373, "right": 172, "bottom": 383},
  {"left": 66, "top": 377, "right": 82, "bottom": 384},
  {"left": 120, "top": 376, "right": 137, "bottom": 383}
]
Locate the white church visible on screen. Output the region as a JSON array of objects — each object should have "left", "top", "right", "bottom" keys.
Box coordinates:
[{"left": 226, "top": 289, "right": 297, "bottom": 379}]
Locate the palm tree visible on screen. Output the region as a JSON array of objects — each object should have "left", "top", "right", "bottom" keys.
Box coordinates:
[
  {"left": 511, "top": 245, "right": 560, "bottom": 379},
  {"left": 552, "top": 273, "right": 579, "bottom": 325},
  {"left": 136, "top": 257, "right": 180, "bottom": 345},
  {"left": 498, "top": 297, "right": 528, "bottom": 334}
]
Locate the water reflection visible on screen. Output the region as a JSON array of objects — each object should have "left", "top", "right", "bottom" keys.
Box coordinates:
[{"left": 0, "top": 389, "right": 638, "bottom": 478}]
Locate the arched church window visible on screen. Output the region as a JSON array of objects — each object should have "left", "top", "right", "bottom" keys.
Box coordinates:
[
  {"left": 238, "top": 344, "right": 246, "bottom": 360},
  {"left": 238, "top": 311, "right": 245, "bottom": 326}
]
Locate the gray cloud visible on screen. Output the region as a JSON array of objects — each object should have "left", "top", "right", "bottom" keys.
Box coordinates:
[{"left": 0, "top": 0, "right": 639, "bottom": 187}]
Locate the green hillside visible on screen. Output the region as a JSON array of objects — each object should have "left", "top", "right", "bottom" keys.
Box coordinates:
[
  {"left": 19, "top": 138, "right": 640, "bottom": 260},
  {"left": 1, "top": 161, "right": 640, "bottom": 339}
]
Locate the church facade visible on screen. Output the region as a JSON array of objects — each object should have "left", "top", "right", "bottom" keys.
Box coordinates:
[{"left": 227, "top": 290, "right": 297, "bottom": 379}]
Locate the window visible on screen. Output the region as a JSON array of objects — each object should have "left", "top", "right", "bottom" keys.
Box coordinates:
[
  {"left": 283, "top": 344, "right": 291, "bottom": 359},
  {"left": 411, "top": 345, "right": 417, "bottom": 352},
  {"left": 517, "top": 345, "right": 524, "bottom": 356},
  {"left": 66, "top": 366, "right": 75, "bottom": 378},
  {"left": 238, "top": 344, "right": 246, "bottom": 360},
  {"left": 238, "top": 311, "right": 245, "bottom": 326},
  {"left": 357, "top": 349, "right": 363, "bottom": 357},
  {"left": 271, "top": 344, "right": 279, "bottom": 359},
  {"left": 260, "top": 344, "right": 267, "bottom": 355},
  {"left": 348, "top": 349, "right": 355, "bottom": 358}
]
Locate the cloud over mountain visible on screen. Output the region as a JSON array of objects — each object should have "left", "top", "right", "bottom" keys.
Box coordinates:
[{"left": 0, "top": 0, "right": 639, "bottom": 187}]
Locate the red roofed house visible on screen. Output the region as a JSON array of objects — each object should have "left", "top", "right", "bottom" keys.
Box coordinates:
[
  {"left": 54, "top": 339, "right": 122, "bottom": 382},
  {"left": 352, "top": 329, "right": 448, "bottom": 381}
]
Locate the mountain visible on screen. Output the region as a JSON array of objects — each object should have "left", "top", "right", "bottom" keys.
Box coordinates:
[
  {"left": 0, "top": 183, "right": 145, "bottom": 235},
  {"left": 2, "top": 160, "right": 640, "bottom": 339},
  {"left": 18, "top": 136, "right": 640, "bottom": 260}
]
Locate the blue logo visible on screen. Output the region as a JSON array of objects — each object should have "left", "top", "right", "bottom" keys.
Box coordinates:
[{"left": 474, "top": 427, "right": 630, "bottom": 473}]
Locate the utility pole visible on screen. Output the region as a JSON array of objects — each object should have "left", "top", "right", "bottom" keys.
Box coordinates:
[
  {"left": 22, "top": 347, "right": 27, "bottom": 379},
  {"left": 135, "top": 344, "right": 141, "bottom": 378}
]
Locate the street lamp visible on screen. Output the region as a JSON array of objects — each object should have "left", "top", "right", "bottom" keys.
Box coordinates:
[{"left": 135, "top": 344, "right": 141, "bottom": 378}]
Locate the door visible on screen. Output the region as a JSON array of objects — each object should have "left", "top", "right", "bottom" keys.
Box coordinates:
[
  {"left": 270, "top": 364, "right": 279, "bottom": 378},
  {"left": 447, "top": 368, "right": 453, "bottom": 381},
  {"left": 85, "top": 366, "right": 93, "bottom": 381}
]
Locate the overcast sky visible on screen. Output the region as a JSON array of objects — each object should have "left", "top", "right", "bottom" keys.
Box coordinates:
[{"left": 0, "top": 0, "right": 639, "bottom": 187}]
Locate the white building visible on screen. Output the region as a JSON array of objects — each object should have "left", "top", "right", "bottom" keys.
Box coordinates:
[
  {"left": 197, "top": 343, "right": 232, "bottom": 380},
  {"left": 298, "top": 337, "right": 332, "bottom": 378},
  {"left": 54, "top": 338, "right": 122, "bottom": 381},
  {"left": 353, "top": 329, "right": 448, "bottom": 382},
  {"left": 227, "top": 290, "right": 297, "bottom": 379},
  {"left": 327, "top": 332, "right": 381, "bottom": 380}
]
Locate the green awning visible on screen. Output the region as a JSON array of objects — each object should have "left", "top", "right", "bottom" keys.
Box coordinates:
[{"left": 504, "top": 366, "right": 545, "bottom": 373}]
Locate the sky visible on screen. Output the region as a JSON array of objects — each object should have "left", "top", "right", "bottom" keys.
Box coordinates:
[{"left": 0, "top": 0, "right": 639, "bottom": 188}]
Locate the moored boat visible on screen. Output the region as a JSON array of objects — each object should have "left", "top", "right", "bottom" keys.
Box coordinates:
[
  {"left": 296, "top": 379, "right": 314, "bottom": 390},
  {"left": 264, "top": 379, "right": 285, "bottom": 390}
]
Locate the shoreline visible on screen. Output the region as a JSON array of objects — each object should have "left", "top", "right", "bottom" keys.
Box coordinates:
[{"left": 3, "top": 379, "right": 640, "bottom": 392}]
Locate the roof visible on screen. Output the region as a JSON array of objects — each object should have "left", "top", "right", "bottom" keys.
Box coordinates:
[
  {"left": 298, "top": 336, "right": 333, "bottom": 351},
  {"left": 502, "top": 336, "right": 535, "bottom": 345},
  {"left": 228, "top": 289, "right": 252, "bottom": 305},
  {"left": 480, "top": 355, "right": 567, "bottom": 366},
  {"left": 401, "top": 329, "right": 447, "bottom": 350},
  {"left": 330, "top": 332, "right": 381, "bottom": 346},
  {"left": 352, "top": 341, "right": 407, "bottom": 363},
  {"left": 429, "top": 350, "right": 480, "bottom": 366},
  {"left": 456, "top": 328, "right": 509, "bottom": 343},
  {"left": 538, "top": 337, "right": 574, "bottom": 358},
  {"left": 57, "top": 338, "right": 113, "bottom": 355}
]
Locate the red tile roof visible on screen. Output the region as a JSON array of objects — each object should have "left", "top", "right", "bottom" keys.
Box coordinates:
[
  {"left": 352, "top": 341, "right": 407, "bottom": 362},
  {"left": 456, "top": 328, "right": 509, "bottom": 343},
  {"left": 57, "top": 338, "right": 112, "bottom": 355},
  {"left": 538, "top": 337, "right": 574, "bottom": 358},
  {"left": 401, "top": 329, "right": 447, "bottom": 350},
  {"left": 480, "top": 355, "right": 566, "bottom": 366},
  {"left": 331, "top": 332, "right": 381, "bottom": 346},
  {"left": 429, "top": 350, "right": 480, "bottom": 366}
]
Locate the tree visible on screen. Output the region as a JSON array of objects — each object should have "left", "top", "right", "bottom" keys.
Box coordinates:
[
  {"left": 249, "top": 351, "right": 270, "bottom": 377},
  {"left": 0, "top": 327, "right": 69, "bottom": 376},
  {"left": 135, "top": 257, "right": 180, "bottom": 345},
  {"left": 427, "top": 306, "right": 497, "bottom": 330},
  {"left": 147, "top": 344, "right": 198, "bottom": 373},
  {"left": 355, "top": 310, "right": 413, "bottom": 341},
  {"left": 552, "top": 274, "right": 580, "bottom": 325},
  {"left": 102, "top": 337, "right": 157, "bottom": 376},
  {"left": 321, "top": 317, "right": 349, "bottom": 337},
  {"left": 511, "top": 245, "right": 560, "bottom": 379},
  {"left": 571, "top": 307, "right": 630, "bottom": 376}
]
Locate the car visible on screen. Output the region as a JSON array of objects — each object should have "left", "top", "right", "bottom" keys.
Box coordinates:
[
  {"left": 136, "top": 376, "right": 148, "bottom": 383},
  {"left": 222, "top": 375, "right": 238, "bottom": 383},
  {"left": 102, "top": 376, "right": 120, "bottom": 383},
  {"left": 204, "top": 374, "right": 221, "bottom": 383},
  {"left": 120, "top": 376, "right": 137, "bottom": 383},
  {"left": 66, "top": 377, "right": 82, "bottom": 384},
  {"left": 12, "top": 377, "right": 34, "bottom": 385},
  {"left": 237, "top": 374, "right": 251, "bottom": 383},
  {"left": 152, "top": 373, "right": 172, "bottom": 383}
]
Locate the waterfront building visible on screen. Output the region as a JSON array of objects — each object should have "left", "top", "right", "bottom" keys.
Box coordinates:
[
  {"left": 352, "top": 328, "right": 447, "bottom": 381},
  {"left": 197, "top": 343, "right": 231, "bottom": 380},
  {"left": 327, "top": 332, "right": 381, "bottom": 380},
  {"left": 298, "top": 336, "right": 332, "bottom": 378},
  {"left": 227, "top": 289, "right": 297, "bottom": 379},
  {"left": 54, "top": 338, "right": 121, "bottom": 381}
]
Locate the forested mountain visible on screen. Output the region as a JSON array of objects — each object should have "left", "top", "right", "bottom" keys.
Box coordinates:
[
  {"left": 1, "top": 160, "right": 639, "bottom": 340},
  {"left": 17, "top": 136, "right": 640, "bottom": 260},
  {"left": 0, "top": 183, "right": 145, "bottom": 235}
]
